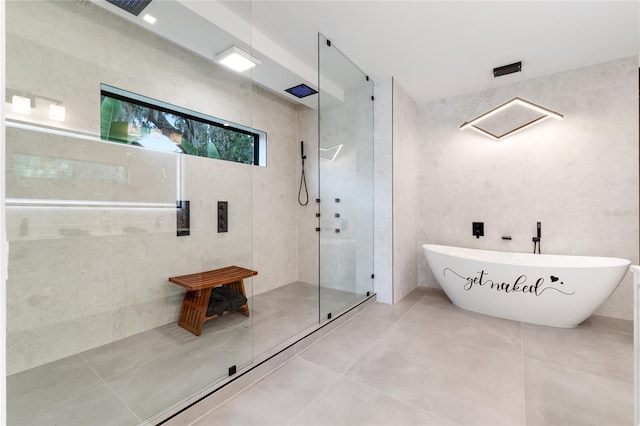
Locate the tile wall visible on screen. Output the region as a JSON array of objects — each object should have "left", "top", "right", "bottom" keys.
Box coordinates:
[
  {"left": 417, "top": 56, "right": 639, "bottom": 320},
  {"left": 5, "top": 0, "right": 310, "bottom": 374}
]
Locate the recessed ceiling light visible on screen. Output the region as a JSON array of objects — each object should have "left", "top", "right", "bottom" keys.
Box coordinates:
[
  {"left": 143, "top": 14, "right": 156, "bottom": 24},
  {"left": 214, "top": 46, "right": 261, "bottom": 73}
]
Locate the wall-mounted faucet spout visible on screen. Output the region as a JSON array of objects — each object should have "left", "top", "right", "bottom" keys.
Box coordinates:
[{"left": 532, "top": 222, "right": 541, "bottom": 254}]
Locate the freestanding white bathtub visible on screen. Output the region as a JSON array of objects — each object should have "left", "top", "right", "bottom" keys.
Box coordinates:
[{"left": 423, "top": 244, "right": 630, "bottom": 328}]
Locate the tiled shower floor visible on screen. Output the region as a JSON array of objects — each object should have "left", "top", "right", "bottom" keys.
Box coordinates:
[
  {"left": 7, "top": 282, "right": 356, "bottom": 425},
  {"left": 178, "top": 287, "right": 634, "bottom": 426}
]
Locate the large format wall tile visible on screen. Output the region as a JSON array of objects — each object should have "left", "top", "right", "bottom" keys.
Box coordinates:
[
  {"left": 417, "top": 56, "right": 639, "bottom": 321},
  {"left": 5, "top": 0, "right": 311, "bottom": 374}
]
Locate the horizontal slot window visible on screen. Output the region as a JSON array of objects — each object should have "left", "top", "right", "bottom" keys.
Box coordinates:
[{"left": 100, "top": 84, "right": 266, "bottom": 166}]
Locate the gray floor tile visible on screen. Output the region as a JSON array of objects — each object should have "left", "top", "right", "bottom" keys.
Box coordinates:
[
  {"left": 344, "top": 324, "right": 525, "bottom": 425},
  {"left": 291, "top": 376, "right": 455, "bottom": 426},
  {"left": 396, "top": 295, "right": 523, "bottom": 356},
  {"left": 524, "top": 357, "right": 633, "bottom": 426},
  {"left": 192, "top": 357, "right": 339, "bottom": 426},
  {"left": 414, "top": 288, "right": 451, "bottom": 304},
  {"left": 578, "top": 314, "right": 633, "bottom": 336},
  {"left": 7, "top": 355, "right": 104, "bottom": 422},
  {"left": 355, "top": 294, "right": 420, "bottom": 323},
  {"left": 83, "top": 321, "right": 247, "bottom": 383},
  {"left": 133, "top": 343, "right": 254, "bottom": 421},
  {"left": 107, "top": 328, "right": 252, "bottom": 419},
  {"left": 320, "top": 287, "right": 365, "bottom": 319},
  {"left": 252, "top": 309, "right": 318, "bottom": 356},
  {"left": 9, "top": 286, "right": 634, "bottom": 426},
  {"left": 300, "top": 315, "right": 394, "bottom": 374},
  {"left": 9, "top": 385, "right": 139, "bottom": 426},
  {"left": 522, "top": 320, "right": 633, "bottom": 383}
]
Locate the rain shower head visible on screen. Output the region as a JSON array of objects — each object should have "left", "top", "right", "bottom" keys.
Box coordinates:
[
  {"left": 106, "top": 0, "right": 151, "bottom": 16},
  {"left": 285, "top": 84, "right": 318, "bottom": 99}
]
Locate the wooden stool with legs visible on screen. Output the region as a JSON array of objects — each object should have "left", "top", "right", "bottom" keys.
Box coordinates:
[{"left": 169, "top": 266, "right": 257, "bottom": 336}]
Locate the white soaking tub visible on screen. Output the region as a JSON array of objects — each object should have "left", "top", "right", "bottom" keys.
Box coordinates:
[{"left": 423, "top": 244, "right": 630, "bottom": 328}]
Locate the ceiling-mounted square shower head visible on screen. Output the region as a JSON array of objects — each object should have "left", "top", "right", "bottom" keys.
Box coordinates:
[
  {"left": 106, "top": 0, "right": 152, "bottom": 16},
  {"left": 285, "top": 84, "right": 318, "bottom": 98}
]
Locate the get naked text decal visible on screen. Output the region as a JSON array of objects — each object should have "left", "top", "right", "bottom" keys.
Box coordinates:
[{"left": 443, "top": 268, "right": 575, "bottom": 296}]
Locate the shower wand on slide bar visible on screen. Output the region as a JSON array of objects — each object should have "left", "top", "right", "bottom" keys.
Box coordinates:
[{"left": 298, "top": 141, "right": 309, "bottom": 206}]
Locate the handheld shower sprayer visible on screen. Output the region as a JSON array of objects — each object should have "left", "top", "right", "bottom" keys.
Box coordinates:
[
  {"left": 532, "top": 222, "right": 541, "bottom": 254},
  {"left": 298, "top": 141, "right": 309, "bottom": 206}
]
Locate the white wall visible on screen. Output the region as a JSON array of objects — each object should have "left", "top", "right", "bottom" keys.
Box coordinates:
[
  {"left": 373, "top": 79, "right": 393, "bottom": 304},
  {"left": 418, "top": 56, "right": 639, "bottom": 320},
  {"left": 0, "top": 0, "right": 7, "bottom": 421},
  {"left": 392, "top": 80, "right": 419, "bottom": 302}
]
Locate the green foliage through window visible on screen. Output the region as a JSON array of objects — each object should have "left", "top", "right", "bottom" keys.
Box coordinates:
[{"left": 100, "top": 86, "right": 264, "bottom": 166}]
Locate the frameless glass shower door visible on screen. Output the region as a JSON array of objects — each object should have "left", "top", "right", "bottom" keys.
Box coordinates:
[
  {"left": 4, "top": 1, "right": 254, "bottom": 423},
  {"left": 318, "top": 34, "right": 375, "bottom": 321}
]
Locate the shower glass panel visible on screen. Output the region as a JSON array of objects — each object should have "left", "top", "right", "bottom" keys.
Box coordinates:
[
  {"left": 4, "top": 1, "right": 253, "bottom": 423},
  {"left": 318, "top": 33, "right": 375, "bottom": 321}
]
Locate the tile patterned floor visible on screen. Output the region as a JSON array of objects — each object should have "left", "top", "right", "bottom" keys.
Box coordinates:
[
  {"left": 188, "top": 287, "right": 634, "bottom": 426},
  {"left": 6, "top": 282, "right": 359, "bottom": 425}
]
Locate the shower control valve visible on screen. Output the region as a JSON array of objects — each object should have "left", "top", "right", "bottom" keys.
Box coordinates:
[{"left": 472, "top": 222, "right": 484, "bottom": 238}]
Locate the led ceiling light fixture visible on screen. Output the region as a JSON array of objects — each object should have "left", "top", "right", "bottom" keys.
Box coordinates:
[
  {"left": 11, "top": 95, "right": 31, "bottom": 114},
  {"left": 460, "top": 61, "right": 563, "bottom": 141},
  {"left": 142, "top": 14, "right": 156, "bottom": 24},
  {"left": 215, "top": 46, "right": 261, "bottom": 73},
  {"left": 48, "top": 104, "right": 66, "bottom": 122}
]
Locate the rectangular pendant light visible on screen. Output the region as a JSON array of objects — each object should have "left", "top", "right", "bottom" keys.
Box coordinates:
[
  {"left": 460, "top": 97, "right": 563, "bottom": 141},
  {"left": 461, "top": 62, "right": 563, "bottom": 140}
]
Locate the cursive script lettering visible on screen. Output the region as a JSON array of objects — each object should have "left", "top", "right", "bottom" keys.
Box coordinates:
[{"left": 443, "top": 268, "right": 574, "bottom": 296}]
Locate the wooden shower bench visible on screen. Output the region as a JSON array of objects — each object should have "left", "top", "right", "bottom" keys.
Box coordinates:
[{"left": 169, "top": 266, "right": 257, "bottom": 336}]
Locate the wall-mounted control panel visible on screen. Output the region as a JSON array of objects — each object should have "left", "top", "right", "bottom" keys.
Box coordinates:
[
  {"left": 177, "top": 200, "right": 190, "bottom": 237},
  {"left": 472, "top": 221, "right": 484, "bottom": 238},
  {"left": 218, "top": 201, "right": 228, "bottom": 233}
]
